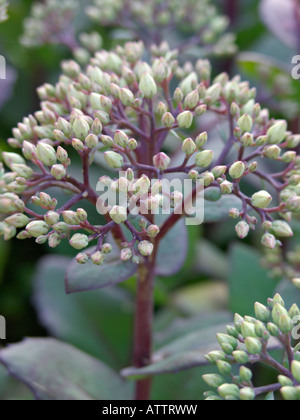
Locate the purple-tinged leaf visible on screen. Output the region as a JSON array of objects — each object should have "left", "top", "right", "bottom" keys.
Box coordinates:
[
  {"left": 156, "top": 216, "right": 188, "bottom": 277},
  {"left": 0, "top": 338, "right": 132, "bottom": 400},
  {"left": 65, "top": 242, "right": 137, "bottom": 294},
  {"left": 260, "top": 0, "right": 299, "bottom": 49}
]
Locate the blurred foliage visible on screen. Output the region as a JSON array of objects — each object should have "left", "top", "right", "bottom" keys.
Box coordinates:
[{"left": 0, "top": 0, "right": 300, "bottom": 400}]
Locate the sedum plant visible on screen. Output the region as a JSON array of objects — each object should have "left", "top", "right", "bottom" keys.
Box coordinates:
[
  {"left": 203, "top": 294, "right": 300, "bottom": 401},
  {"left": 1, "top": 40, "right": 300, "bottom": 399}
]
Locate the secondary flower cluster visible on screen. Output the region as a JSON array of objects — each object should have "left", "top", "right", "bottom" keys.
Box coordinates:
[
  {"left": 21, "top": 0, "right": 236, "bottom": 58},
  {"left": 0, "top": 41, "right": 299, "bottom": 265},
  {"left": 0, "top": 0, "right": 8, "bottom": 23},
  {"left": 203, "top": 294, "right": 300, "bottom": 401},
  {"left": 86, "top": 0, "right": 236, "bottom": 55}
]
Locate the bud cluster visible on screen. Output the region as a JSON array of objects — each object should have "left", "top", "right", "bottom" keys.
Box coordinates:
[
  {"left": 0, "top": 41, "right": 299, "bottom": 266},
  {"left": 203, "top": 294, "right": 300, "bottom": 400}
]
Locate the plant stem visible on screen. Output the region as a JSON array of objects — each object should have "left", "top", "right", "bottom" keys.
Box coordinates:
[{"left": 133, "top": 255, "right": 156, "bottom": 400}]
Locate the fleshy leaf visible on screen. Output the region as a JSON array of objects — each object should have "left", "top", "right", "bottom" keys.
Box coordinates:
[
  {"left": 260, "top": 0, "right": 298, "bottom": 49},
  {"left": 0, "top": 338, "right": 132, "bottom": 400},
  {"left": 65, "top": 240, "right": 137, "bottom": 294},
  {"left": 33, "top": 256, "right": 134, "bottom": 368}
]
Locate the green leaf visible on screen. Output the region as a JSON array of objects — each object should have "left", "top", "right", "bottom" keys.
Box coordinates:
[
  {"left": 65, "top": 240, "right": 137, "bottom": 294},
  {"left": 228, "top": 243, "right": 278, "bottom": 315},
  {"left": 33, "top": 256, "right": 134, "bottom": 369},
  {"left": 204, "top": 195, "right": 242, "bottom": 223},
  {"left": 122, "top": 316, "right": 231, "bottom": 378},
  {"left": 156, "top": 216, "right": 188, "bottom": 277},
  {"left": 0, "top": 338, "right": 132, "bottom": 400}
]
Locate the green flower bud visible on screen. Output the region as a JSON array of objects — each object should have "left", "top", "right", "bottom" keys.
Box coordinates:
[
  {"left": 195, "top": 150, "right": 213, "bottom": 168},
  {"left": 240, "top": 366, "right": 253, "bottom": 383},
  {"left": 62, "top": 211, "right": 80, "bottom": 225},
  {"left": 135, "top": 175, "right": 151, "bottom": 196},
  {"left": 121, "top": 248, "right": 132, "bottom": 262},
  {"left": 11, "top": 164, "right": 33, "bottom": 179},
  {"left": 119, "top": 88, "right": 134, "bottom": 106},
  {"left": 69, "top": 233, "right": 89, "bottom": 250},
  {"left": 37, "top": 143, "right": 57, "bottom": 166},
  {"left": 241, "top": 321, "right": 257, "bottom": 338},
  {"left": 240, "top": 388, "right": 255, "bottom": 401},
  {"left": 237, "top": 114, "right": 253, "bottom": 134},
  {"left": 180, "top": 72, "right": 198, "bottom": 95},
  {"left": 289, "top": 304, "right": 300, "bottom": 319},
  {"left": 229, "top": 161, "right": 245, "bottom": 179},
  {"left": 281, "top": 387, "right": 299, "bottom": 401},
  {"left": 2, "top": 152, "right": 25, "bottom": 169},
  {"left": 255, "top": 302, "right": 271, "bottom": 323},
  {"left": 218, "top": 384, "right": 240, "bottom": 399},
  {"left": 104, "top": 151, "right": 124, "bottom": 169},
  {"left": 109, "top": 206, "right": 127, "bottom": 224},
  {"left": 177, "top": 111, "right": 193, "bottom": 129},
  {"left": 182, "top": 138, "right": 196, "bottom": 156},
  {"left": 114, "top": 131, "right": 128, "bottom": 148},
  {"left": 203, "top": 374, "right": 224, "bottom": 389},
  {"left": 76, "top": 253, "right": 89, "bottom": 264},
  {"left": 292, "top": 361, "right": 300, "bottom": 383},
  {"left": 267, "top": 322, "right": 280, "bottom": 337},
  {"left": 174, "top": 87, "right": 184, "bottom": 103},
  {"left": 229, "top": 208, "right": 240, "bottom": 219},
  {"left": 36, "top": 235, "right": 48, "bottom": 245},
  {"left": 138, "top": 240, "right": 154, "bottom": 256},
  {"left": 235, "top": 221, "right": 249, "bottom": 239},
  {"left": 91, "top": 118, "right": 102, "bottom": 136},
  {"left": 53, "top": 222, "right": 70, "bottom": 234},
  {"left": 147, "top": 225, "right": 160, "bottom": 238},
  {"left": 44, "top": 211, "right": 60, "bottom": 226},
  {"left": 220, "top": 181, "right": 233, "bottom": 194},
  {"left": 282, "top": 151, "right": 296, "bottom": 163},
  {"left": 195, "top": 104, "right": 207, "bottom": 116},
  {"left": 205, "top": 83, "right": 221, "bottom": 104},
  {"left": 195, "top": 132, "right": 208, "bottom": 149},
  {"left": 26, "top": 221, "right": 49, "bottom": 238},
  {"left": 72, "top": 138, "right": 84, "bottom": 151},
  {"left": 261, "top": 233, "right": 276, "bottom": 249},
  {"left": 217, "top": 333, "right": 238, "bottom": 350},
  {"left": 51, "top": 164, "right": 66, "bottom": 180},
  {"left": 278, "top": 314, "right": 293, "bottom": 334},
  {"left": 272, "top": 303, "right": 289, "bottom": 325},
  {"left": 278, "top": 376, "right": 294, "bottom": 387},
  {"left": 85, "top": 133, "right": 98, "bottom": 149},
  {"left": 161, "top": 112, "right": 175, "bottom": 128},
  {"left": 22, "top": 141, "right": 37, "bottom": 160},
  {"left": 205, "top": 351, "right": 226, "bottom": 364},
  {"left": 48, "top": 233, "right": 61, "bottom": 248},
  {"left": 5, "top": 213, "right": 30, "bottom": 228},
  {"left": 233, "top": 351, "right": 249, "bottom": 364},
  {"left": 184, "top": 90, "right": 199, "bottom": 109},
  {"left": 73, "top": 117, "right": 90, "bottom": 141},
  {"left": 91, "top": 251, "right": 105, "bottom": 265},
  {"left": 264, "top": 145, "right": 281, "bottom": 159},
  {"left": 216, "top": 360, "right": 232, "bottom": 376},
  {"left": 292, "top": 278, "right": 300, "bottom": 290},
  {"left": 139, "top": 72, "right": 157, "bottom": 98},
  {"left": 287, "top": 135, "right": 300, "bottom": 148},
  {"left": 100, "top": 135, "right": 114, "bottom": 148},
  {"left": 153, "top": 152, "right": 170, "bottom": 171},
  {"left": 241, "top": 132, "right": 254, "bottom": 147},
  {"left": 267, "top": 120, "right": 287, "bottom": 144},
  {"left": 251, "top": 190, "right": 272, "bottom": 209},
  {"left": 227, "top": 325, "right": 239, "bottom": 338},
  {"left": 245, "top": 337, "right": 262, "bottom": 354},
  {"left": 200, "top": 172, "right": 214, "bottom": 187},
  {"left": 212, "top": 166, "right": 227, "bottom": 178},
  {"left": 271, "top": 221, "right": 293, "bottom": 238}
]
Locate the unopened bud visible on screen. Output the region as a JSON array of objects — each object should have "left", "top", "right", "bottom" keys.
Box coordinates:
[
  {"left": 121, "top": 248, "right": 132, "bottom": 262},
  {"left": 235, "top": 221, "right": 249, "bottom": 239},
  {"left": 264, "top": 145, "right": 281, "bottom": 159},
  {"left": 138, "top": 240, "right": 154, "bottom": 257},
  {"left": 177, "top": 111, "right": 193, "bottom": 129},
  {"left": 182, "top": 138, "right": 196, "bottom": 156},
  {"left": 245, "top": 337, "right": 262, "bottom": 354},
  {"left": 51, "top": 164, "right": 66, "bottom": 180},
  {"left": 162, "top": 112, "right": 175, "bottom": 128},
  {"left": 104, "top": 151, "right": 124, "bottom": 169},
  {"left": 73, "top": 117, "right": 90, "bottom": 141},
  {"left": 69, "top": 233, "right": 89, "bottom": 250},
  {"left": 139, "top": 73, "right": 157, "bottom": 98},
  {"left": 220, "top": 181, "right": 233, "bottom": 194},
  {"left": 251, "top": 190, "right": 272, "bottom": 209},
  {"left": 237, "top": 114, "right": 253, "bottom": 134},
  {"left": 229, "top": 161, "right": 245, "bottom": 179},
  {"left": 271, "top": 221, "right": 293, "bottom": 238},
  {"left": 36, "top": 143, "right": 57, "bottom": 166},
  {"left": 153, "top": 152, "right": 170, "bottom": 171},
  {"left": 109, "top": 206, "right": 127, "bottom": 224},
  {"left": 76, "top": 253, "right": 89, "bottom": 264},
  {"left": 195, "top": 150, "right": 213, "bottom": 168},
  {"left": 5, "top": 213, "right": 30, "bottom": 228},
  {"left": 267, "top": 120, "right": 287, "bottom": 144},
  {"left": 147, "top": 224, "right": 160, "bottom": 238},
  {"left": 26, "top": 221, "right": 49, "bottom": 238}
]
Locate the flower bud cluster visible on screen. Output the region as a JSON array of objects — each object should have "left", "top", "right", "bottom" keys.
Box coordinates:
[{"left": 203, "top": 294, "right": 300, "bottom": 400}]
